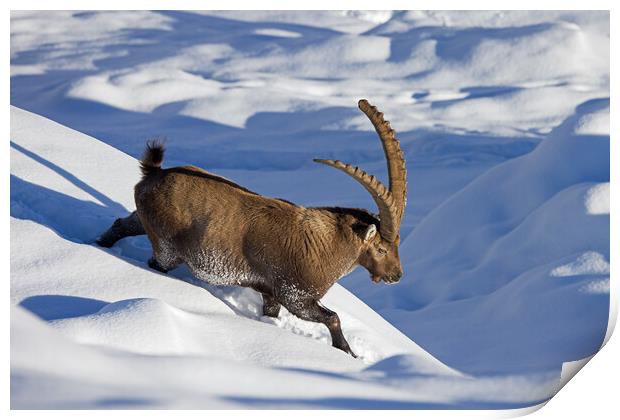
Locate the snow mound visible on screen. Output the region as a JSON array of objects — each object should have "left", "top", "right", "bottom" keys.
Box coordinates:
[
  {"left": 364, "top": 354, "right": 558, "bottom": 405},
  {"left": 49, "top": 296, "right": 371, "bottom": 371},
  {"left": 579, "top": 278, "right": 610, "bottom": 295},
  {"left": 573, "top": 105, "right": 610, "bottom": 135},
  {"left": 343, "top": 97, "right": 609, "bottom": 375},
  {"left": 341, "top": 10, "right": 393, "bottom": 24},
  {"left": 50, "top": 298, "right": 194, "bottom": 356},
  {"left": 584, "top": 183, "right": 610, "bottom": 215},
  {"left": 13, "top": 305, "right": 558, "bottom": 409},
  {"left": 202, "top": 10, "right": 391, "bottom": 34},
  {"left": 551, "top": 252, "right": 610, "bottom": 277},
  {"left": 69, "top": 69, "right": 222, "bottom": 115},
  {"left": 253, "top": 28, "right": 301, "bottom": 38},
  {"left": 11, "top": 11, "right": 172, "bottom": 75},
  {"left": 10, "top": 307, "right": 441, "bottom": 409}
]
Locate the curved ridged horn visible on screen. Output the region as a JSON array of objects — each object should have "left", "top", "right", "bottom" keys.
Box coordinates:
[
  {"left": 313, "top": 100, "right": 407, "bottom": 243},
  {"left": 313, "top": 159, "right": 399, "bottom": 241},
  {"left": 357, "top": 99, "right": 407, "bottom": 219}
]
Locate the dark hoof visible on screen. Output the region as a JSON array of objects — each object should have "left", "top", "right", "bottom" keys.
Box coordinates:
[
  {"left": 148, "top": 258, "right": 168, "bottom": 273},
  {"left": 95, "top": 237, "right": 115, "bottom": 248},
  {"left": 262, "top": 306, "right": 280, "bottom": 318},
  {"left": 335, "top": 344, "right": 357, "bottom": 358},
  {"left": 95, "top": 219, "right": 123, "bottom": 248},
  {"left": 262, "top": 299, "right": 281, "bottom": 318}
]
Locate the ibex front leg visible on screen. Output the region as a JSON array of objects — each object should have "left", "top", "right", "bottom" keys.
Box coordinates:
[
  {"left": 261, "top": 293, "right": 281, "bottom": 318},
  {"left": 281, "top": 296, "right": 356, "bottom": 357},
  {"left": 96, "top": 211, "right": 145, "bottom": 247}
]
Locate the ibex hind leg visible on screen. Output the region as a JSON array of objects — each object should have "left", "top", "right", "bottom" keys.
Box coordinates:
[
  {"left": 279, "top": 296, "right": 356, "bottom": 357},
  {"left": 96, "top": 211, "right": 145, "bottom": 247}
]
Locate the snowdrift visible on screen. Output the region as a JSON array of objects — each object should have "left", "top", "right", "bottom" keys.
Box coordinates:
[
  {"left": 343, "top": 99, "right": 610, "bottom": 375},
  {"left": 13, "top": 106, "right": 560, "bottom": 409}
]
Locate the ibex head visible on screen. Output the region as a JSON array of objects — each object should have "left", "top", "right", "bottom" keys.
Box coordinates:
[{"left": 315, "top": 99, "right": 407, "bottom": 284}]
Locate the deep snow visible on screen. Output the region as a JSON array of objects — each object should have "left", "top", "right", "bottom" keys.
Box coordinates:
[
  {"left": 10, "top": 10, "right": 609, "bottom": 409},
  {"left": 11, "top": 106, "right": 562, "bottom": 409}
]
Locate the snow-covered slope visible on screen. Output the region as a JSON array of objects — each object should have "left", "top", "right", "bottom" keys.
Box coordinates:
[
  {"left": 12, "top": 106, "right": 561, "bottom": 409},
  {"left": 10, "top": 10, "right": 609, "bottom": 409},
  {"left": 342, "top": 98, "right": 610, "bottom": 375},
  {"left": 11, "top": 106, "right": 564, "bottom": 409}
]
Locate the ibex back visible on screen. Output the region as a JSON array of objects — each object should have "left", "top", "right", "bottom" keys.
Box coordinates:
[{"left": 97, "top": 99, "right": 408, "bottom": 357}]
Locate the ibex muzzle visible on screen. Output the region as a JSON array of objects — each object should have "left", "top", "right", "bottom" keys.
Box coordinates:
[{"left": 97, "top": 99, "right": 408, "bottom": 357}]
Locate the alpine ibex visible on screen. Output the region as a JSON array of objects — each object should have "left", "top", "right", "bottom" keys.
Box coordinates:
[{"left": 97, "top": 99, "right": 407, "bottom": 357}]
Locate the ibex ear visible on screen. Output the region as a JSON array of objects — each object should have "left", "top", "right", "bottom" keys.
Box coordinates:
[{"left": 363, "top": 224, "right": 377, "bottom": 243}]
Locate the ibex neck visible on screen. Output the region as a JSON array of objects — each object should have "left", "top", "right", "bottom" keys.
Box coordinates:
[{"left": 303, "top": 206, "right": 376, "bottom": 286}]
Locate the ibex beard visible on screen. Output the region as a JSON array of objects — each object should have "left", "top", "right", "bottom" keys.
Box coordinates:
[{"left": 97, "top": 99, "right": 407, "bottom": 357}]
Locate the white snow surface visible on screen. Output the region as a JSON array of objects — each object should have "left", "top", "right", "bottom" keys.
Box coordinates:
[{"left": 10, "top": 10, "right": 609, "bottom": 409}]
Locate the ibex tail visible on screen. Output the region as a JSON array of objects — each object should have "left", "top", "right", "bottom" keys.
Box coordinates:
[{"left": 140, "top": 140, "right": 165, "bottom": 178}]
